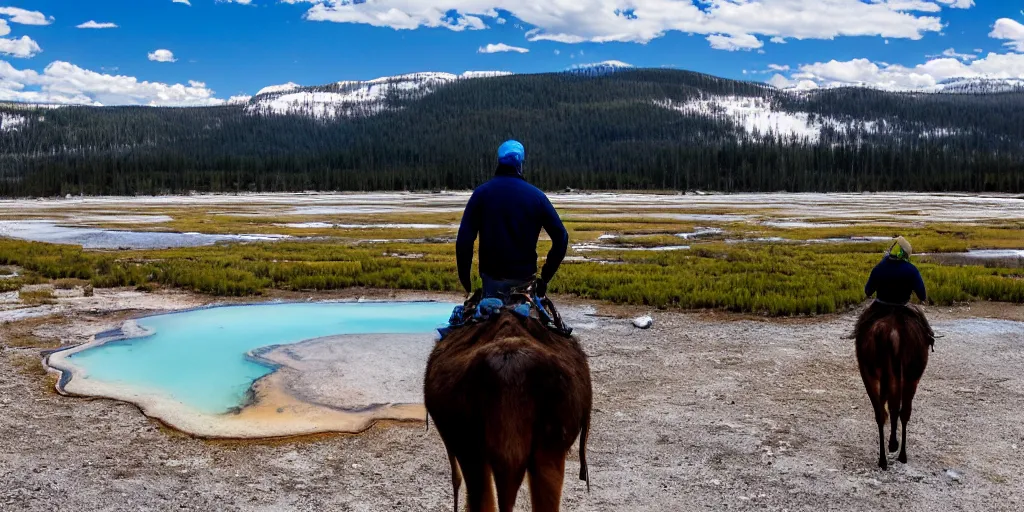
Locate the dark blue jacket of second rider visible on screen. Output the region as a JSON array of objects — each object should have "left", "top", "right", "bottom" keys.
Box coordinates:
[{"left": 865, "top": 257, "right": 927, "bottom": 305}]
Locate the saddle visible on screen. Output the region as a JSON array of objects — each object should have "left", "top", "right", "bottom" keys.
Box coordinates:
[{"left": 438, "top": 280, "right": 573, "bottom": 339}]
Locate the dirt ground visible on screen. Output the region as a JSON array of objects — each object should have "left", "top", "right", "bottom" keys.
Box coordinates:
[{"left": 1, "top": 290, "right": 1022, "bottom": 511}]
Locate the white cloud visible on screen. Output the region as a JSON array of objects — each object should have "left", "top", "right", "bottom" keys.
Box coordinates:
[
  {"left": 767, "top": 64, "right": 790, "bottom": 71},
  {"left": 293, "top": 0, "right": 955, "bottom": 49},
  {"left": 934, "top": 47, "right": 977, "bottom": 61},
  {"left": 0, "top": 59, "right": 225, "bottom": 106},
  {"left": 877, "top": 1, "right": 941, "bottom": 13},
  {"left": 707, "top": 33, "right": 763, "bottom": 51},
  {"left": 77, "top": 21, "right": 119, "bottom": 29},
  {"left": 772, "top": 50, "right": 1024, "bottom": 91},
  {"left": 0, "top": 19, "right": 8, "bottom": 37},
  {"left": 148, "top": 49, "right": 177, "bottom": 63},
  {"left": 990, "top": 18, "right": 1024, "bottom": 52},
  {"left": 173, "top": 0, "right": 192, "bottom": 5},
  {"left": 478, "top": 43, "right": 528, "bottom": 54},
  {"left": 769, "top": 36, "right": 787, "bottom": 44},
  {"left": 0, "top": 7, "right": 54, "bottom": 26},
  {"left": 0, "top": 36, "right": 42, "bottom": 59},
  {"left": 934, "top": 0, "right": 974, "bottom": 8}
]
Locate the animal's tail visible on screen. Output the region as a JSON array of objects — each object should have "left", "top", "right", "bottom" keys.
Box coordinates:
[
  {"left": 876, "top": 324, "right": 903, "bottom": 412},
  {"left": 579, "top": 413, "right": 591, "bottom": 492}
]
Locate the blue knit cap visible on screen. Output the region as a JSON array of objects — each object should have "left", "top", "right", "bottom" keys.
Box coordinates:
[{"left": 498, "top": 140, "right": 525, "bottom": 171}]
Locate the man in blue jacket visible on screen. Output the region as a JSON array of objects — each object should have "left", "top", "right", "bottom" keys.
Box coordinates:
[
  {"left": 864, "top": 236, "right": 927, "bottom": 305},
  {"left": 456, "top": 140, "right": 569, "bottom": 299}
]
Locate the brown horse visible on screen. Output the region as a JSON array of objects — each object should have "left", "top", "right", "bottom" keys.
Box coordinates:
[
  {"left": 424, "top": 310, "right": 592, "bottom": 512},
  {"left": 854, "top": 302, "right": 932, "bottom": 470}
]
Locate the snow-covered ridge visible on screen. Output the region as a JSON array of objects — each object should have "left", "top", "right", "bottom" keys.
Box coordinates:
[
  {"left": 246, "top": 71, "right": 511, "bottom": 119},
  {"left": 255, "top": 82, "right": 301, "bottom": 96},
  {"left": 567, "top": 60, "right": 634, "bottom": 77},
  {"left": 779, "top": 76, "right": 1024, "bottom": 95},
  {"left": 929, "top": 77, "right": 1024, "bottom": 94}
]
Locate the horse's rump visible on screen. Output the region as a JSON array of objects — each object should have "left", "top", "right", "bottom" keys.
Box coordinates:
[
  {"left": 424, "top": 311, "right": 593, "bottom": 499},
  {"left": 426, "top": 312, "right": 591, "bottom": 442},
  {"left": 855, "top": 301, "right": 932, "bottom": 381},
  {"left": 855, "top": 302, "right": 933, "bottom": 347}
]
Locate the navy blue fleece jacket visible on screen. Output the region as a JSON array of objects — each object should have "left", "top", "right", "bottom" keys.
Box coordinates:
[
  {"left": 456, "top": 170, "right": 569, "bottom": 293},
  {"left": 865, "top": 257, "right": 927, "bottom": 304}
]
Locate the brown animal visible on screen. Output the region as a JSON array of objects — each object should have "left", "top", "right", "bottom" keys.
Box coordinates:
[
  {"left": 425, "top": 311, "right": 592, "bottom": 512},
  {"left": 854, "top": 302, "right": 932, "bottom": 470}
]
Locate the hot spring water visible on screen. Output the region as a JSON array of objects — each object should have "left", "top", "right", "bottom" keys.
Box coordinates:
[{"left": 62, "top": 302, "right": 455, "bottom": 415}]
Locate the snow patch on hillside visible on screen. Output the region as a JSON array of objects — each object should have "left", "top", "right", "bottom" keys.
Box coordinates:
[
  {"left": 0, "top": 113, "right": 26, "bottom": 132},
  {"left": 657, "top": 96, "right": 824, "bottom": 142}
]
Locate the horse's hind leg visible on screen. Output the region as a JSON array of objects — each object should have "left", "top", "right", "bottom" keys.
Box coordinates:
[
  {"left": 448, "top": 450, "right": 463, "bottom": 512},
  {"left": 528, "top": 450, "right": 567, "bottom": 512},
  {"left": 899, "top": 378, "right": 921, "bottom": 464},
  {"left": 862, "top": 370, "right": 888, "bottom": 470},
  {"left": 492, "top": 463, "right": 527, "bottom": 512},
  {"left": 887, "top": 379, "right": 902, "bottom": 454},
  {"left": 460, "top": 455, "right": 496, "bottom": 512}
]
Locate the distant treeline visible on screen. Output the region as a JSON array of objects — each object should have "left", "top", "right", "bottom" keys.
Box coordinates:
[{"left": 2, "top": 69, "right": 1023, "bottom": 196}]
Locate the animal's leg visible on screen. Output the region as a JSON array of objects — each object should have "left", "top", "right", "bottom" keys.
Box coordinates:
[
  {"left": 492, "top": 463, "right": 527, "bottom": 512},
  {"left": 448, "top": 450, "right": 463, "bottom": 512},
  {"left": 887, "top": 380, "right": 902, "bottom": 454},
  {"left": 461, "top": 456, "right": 496, "bottom": 512},
  {"left": 863, "top": 372, "right": 888, "bottom": 470},
  {"left": 528, "top": 450, "right": 567, "bottom": 512},
  {"left": 899, "top": 379, "right": 921, "bottom": 464}
]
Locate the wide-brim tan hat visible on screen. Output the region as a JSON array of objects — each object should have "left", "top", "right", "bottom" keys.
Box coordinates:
[{"left": 895, "top": 236, "right": 912, "bottom": 256}]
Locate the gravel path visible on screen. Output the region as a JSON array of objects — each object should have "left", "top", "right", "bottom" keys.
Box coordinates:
[{"left": 1, "top": 293, "right": 1022, "bottom": 511}]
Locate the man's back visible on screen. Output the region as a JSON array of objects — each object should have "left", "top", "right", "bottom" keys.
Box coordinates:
[
  {"left": 456, "top": 174, "right": 568, "bottom": 292},
  {"left": 865, "top": 257, "right": 926, "bottom": 305}
]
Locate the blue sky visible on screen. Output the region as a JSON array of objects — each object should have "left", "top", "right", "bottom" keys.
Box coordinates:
[{"left": 2, "top": 1, "right": 1024, "bottom": 105}]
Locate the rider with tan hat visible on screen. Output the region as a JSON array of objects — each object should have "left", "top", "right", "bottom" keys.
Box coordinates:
[{"left": 865, "top": 236, "right": 926, "bottom": 305}]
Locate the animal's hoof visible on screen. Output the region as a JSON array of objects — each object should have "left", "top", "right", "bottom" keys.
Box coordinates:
[
  {"left": 898, "top": 453, "right": 907, "bottom": 464},
  {"left": 878, "top": 458, "right": 888, "bottom": 470},
  {"left": 889, "top": 440, "right": 900, "bottom": 453}
]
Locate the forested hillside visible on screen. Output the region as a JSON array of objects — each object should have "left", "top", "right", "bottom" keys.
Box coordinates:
[{"left": 1, "top": 68, "right": 1023, "bottom": 196}]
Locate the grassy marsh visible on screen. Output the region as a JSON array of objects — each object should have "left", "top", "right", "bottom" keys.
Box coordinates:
[{"left": 0, "top": 196, "right": 1021, "bottom": 316}]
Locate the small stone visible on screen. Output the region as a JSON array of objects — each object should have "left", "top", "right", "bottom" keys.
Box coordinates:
[
  {"left": 632, "top": 316, "right": 653, "bottom": 329},
  {"left": 866, "top": 478, "right": 881, "bottom": 488},
  {"left": 945, "top": 469, "right": 963, "bottom": 483}
]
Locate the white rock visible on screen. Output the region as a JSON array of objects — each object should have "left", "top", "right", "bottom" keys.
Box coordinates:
[
  {"left": 633, "top": 315, "right": 653, "bottom": 329},
  {"left": 945, "top": 469, "right": 963, "bottom": 482}
]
